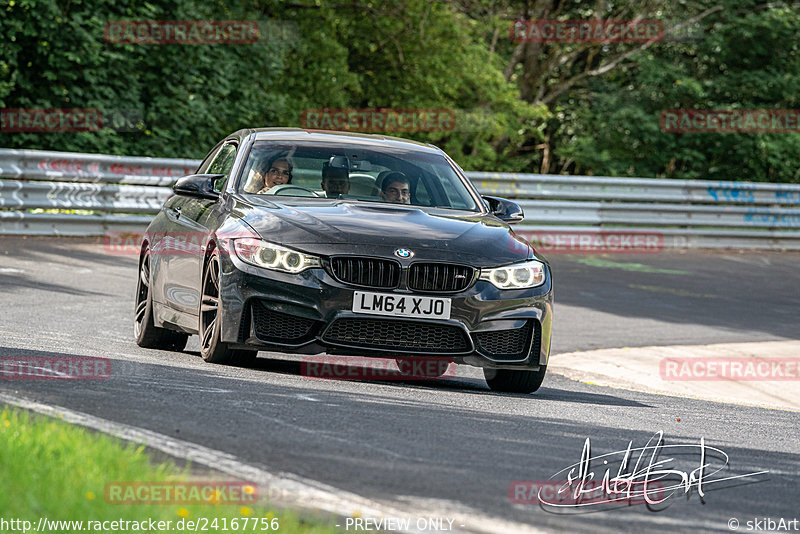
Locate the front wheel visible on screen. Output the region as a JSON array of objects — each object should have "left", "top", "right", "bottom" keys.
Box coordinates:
[
  {"left": 484, "top": 366, "right": 546, "bottom": 394},
  {"left": 199, "top": 249, "right": 257, "bottom": 366},
  {"left": 134, "top": 247, "right": 189, "bottom": 351}
]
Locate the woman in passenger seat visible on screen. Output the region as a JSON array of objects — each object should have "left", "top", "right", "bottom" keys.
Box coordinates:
[{"left": 248, "top": 154, "right": 293, "bottom": 193}]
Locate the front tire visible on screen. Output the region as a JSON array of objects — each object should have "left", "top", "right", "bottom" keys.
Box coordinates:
[
  {"left": 199, "top": 249, "right": 257, "bottom": 366},
  {"left": 484, "top": 366, "right": 546, "bottom": 394},
  {"left": 134, "top": 247, "right": 189, "bottom": 351}
]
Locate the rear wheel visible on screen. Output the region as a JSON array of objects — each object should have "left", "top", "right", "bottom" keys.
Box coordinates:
[
  {"left": 484, "top": 366, "right": 546, "bottom": 394},
  {"left": 200, "top": 249, "right": 257, "bottom": 366},
  {"left": 134, "top": 247, "right": 189, "bottom": 351}
]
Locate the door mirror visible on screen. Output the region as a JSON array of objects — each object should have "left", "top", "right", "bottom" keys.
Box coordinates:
[
  {"left": 172, "top": 174, "right": 223, "bottom": 200},
  {"left": 482, "top": 195, "right": 524, "bottom": 223}
]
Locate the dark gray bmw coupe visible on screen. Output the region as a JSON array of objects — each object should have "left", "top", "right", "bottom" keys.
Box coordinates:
[{"left": 134, "top": 129, "right": 553, "bottom": 393}]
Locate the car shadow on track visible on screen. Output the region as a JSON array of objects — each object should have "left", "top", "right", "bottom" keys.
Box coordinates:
[
  {"left": 183, "top": 350, "right": 650, "bottom": 407},
  {"left": 187, "top": 350, "right": 485, "bottom": 390}
]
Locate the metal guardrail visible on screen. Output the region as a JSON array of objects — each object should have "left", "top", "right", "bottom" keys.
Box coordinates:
[
  {"left": 0, "top": 148, "right": 196, "bottom": 235},
  {"left": 472, "top": 172, "right": 800, "bottom": 249},
  {"left": 1, "top": 148, "right": 800, "bottom": 249},
  {"left": 0, "top": 211, "right": 153, "bottom": 236},
  {"left": 470, "top": 172, "right": 800, "bottom": 205},
  {"left": 0, "top": 148, "right": 197, "bottom": 185},
  {"left": 0, "top": 179, "right": 170, "bottom": 213}
]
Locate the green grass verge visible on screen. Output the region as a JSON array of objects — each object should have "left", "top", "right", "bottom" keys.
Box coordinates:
[{"left": 0, "top": 406, "right": 340, "bottom": 533}]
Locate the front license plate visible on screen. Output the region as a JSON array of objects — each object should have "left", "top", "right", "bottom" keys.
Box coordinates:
[{"left": 352, "top": 291, "right": 451, "bottom": 320}]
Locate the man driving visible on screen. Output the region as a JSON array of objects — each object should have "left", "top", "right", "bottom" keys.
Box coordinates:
[{"left": 379, "top": 172, "right": 411, "bottom": 204}]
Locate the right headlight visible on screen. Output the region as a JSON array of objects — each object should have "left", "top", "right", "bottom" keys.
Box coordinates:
[
  {"left": 233, "top": 238, "right": 320, "bottom": 274},
  {"left": 479, "top": 260, "right": 546, "bottom": 289}
]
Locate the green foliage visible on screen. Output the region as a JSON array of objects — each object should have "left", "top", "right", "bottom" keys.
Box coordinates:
[
  {"left": 0, "top": 0, "right": 294, "bottom": 157},
  {"left": 0, "top": 0, "right": 535, "bottom": 170},
  {"left": 551, "top": 1, "right": 800, "bottom": 182},
  {"left": 1, "top": 0, "right": 799, "bottom": 181}
]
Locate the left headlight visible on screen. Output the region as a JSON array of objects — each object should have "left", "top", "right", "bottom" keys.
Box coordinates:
[
  {"left": 233, "top": 238, "right": 320, "bottom": 274},
  {"left": 479, "top": 260, "right": 546, "bottom": 289}
]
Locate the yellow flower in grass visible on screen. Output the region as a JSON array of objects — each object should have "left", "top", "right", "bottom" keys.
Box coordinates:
[
  {"left": 86, "top": 492, "right": 95, "bottom": 500},
  {"left": 177, "top": 508, "right": 190, "bottom": 518},
  {"left": 240, "top": 507, "right": 251, "bottom": 516},
  {"left": 207, "top": 489, "right": 222, "bottom": 505}
]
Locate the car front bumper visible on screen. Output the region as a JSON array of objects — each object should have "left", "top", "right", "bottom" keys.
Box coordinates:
[{"left": 217, "top": 251, "right": 553, "bottom": 370}]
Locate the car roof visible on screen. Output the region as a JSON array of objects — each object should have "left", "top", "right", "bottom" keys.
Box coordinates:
[{"left": 230, "top": 128, "right": 442, "bottom": 154}]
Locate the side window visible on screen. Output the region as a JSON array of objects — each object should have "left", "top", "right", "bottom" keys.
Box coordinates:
[
  {"left": 196, "top": 143, "right": 223, "bottom": 174},
  {"left": 412, "top": 175, "right": 432, "bottom": 206},
  {"left": 424, "top": 164, "right": 473, "bottom": 209},
  {"left": 438, "top": 175, "right": 471, "bottom": 209},
  {"left": 207, "top": 143, "right": 237, "bottom": 192}
]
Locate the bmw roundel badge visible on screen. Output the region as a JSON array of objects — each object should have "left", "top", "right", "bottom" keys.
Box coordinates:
[{"left": 394, "top": 248, "right": 414, "bottom": 259}]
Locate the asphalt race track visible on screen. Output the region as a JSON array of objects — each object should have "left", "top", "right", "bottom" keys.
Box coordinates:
[{"left": 1, "top": 236, "right": 798, "bottom": 533}]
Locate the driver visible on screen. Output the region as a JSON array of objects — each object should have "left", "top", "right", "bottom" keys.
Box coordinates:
[
  {"left": 254, "top": 155, "right": 293, "bottom": 194},
  {"left": 320, "top": 161, "right": 350, "bottom": 198},
  {"left": 379, "top": 172, "right": 411, "bottom": 204}
]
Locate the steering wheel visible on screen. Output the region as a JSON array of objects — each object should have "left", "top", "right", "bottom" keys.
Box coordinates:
[{"left": 260, "top": 184, "right": 320, "bottom": 197}]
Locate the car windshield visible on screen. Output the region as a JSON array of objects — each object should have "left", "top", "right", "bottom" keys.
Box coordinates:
[{"left": 238, "top": 141, "right": 480, "bottom": 211}]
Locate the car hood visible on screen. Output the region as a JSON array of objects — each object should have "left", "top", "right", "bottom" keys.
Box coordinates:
[{"left": 231, "top": 196, "right": 535, "bottom": 266}]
